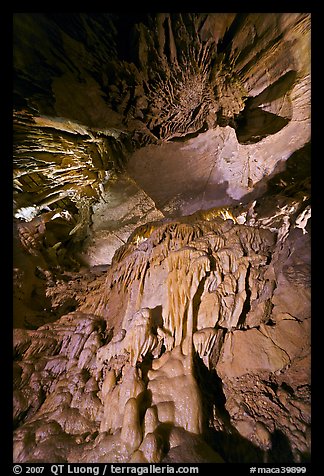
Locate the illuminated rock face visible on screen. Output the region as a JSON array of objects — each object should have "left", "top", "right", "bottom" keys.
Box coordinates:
[
  {"left": 13, "top": 12, "right": 311, "bottom": 464},
  {"left": 13, "top": 209, "right": 311, "bottom": 463},
  {"left": 13, "top": 13, "right": 310, "bottom": 265}
]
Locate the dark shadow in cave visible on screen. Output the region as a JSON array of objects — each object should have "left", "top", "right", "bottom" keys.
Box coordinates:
[
  {"left": 216, "top": 13, "right": 249, "bottom": 55},
  {"left": 193, "top": 353, "right": 266, "bottom": 462},
  {"left": 235, "top": 108, "right": 289, "bottom": 144},
  {"left": 213, "top": 429, "right": 267, "bottom": 463},
  {"left": 234, "top": 70, "right": 297, "bottom": 144},
  {"left": 233, "top": 141, "right": 310, "bottom": 207},
  {"left": 150, "top": 305, "right": 163, "bottom": 331},
  {"left": 114, "top": 14, "right": 153, "bottom": 64},
  {"left": 167, "top": 122, "right": 209, "bottom": 142},
  {"left": 193, "top": 353, "right": 302, "bottom": 463},
  {"left": 155, "top": 422, "right": 174, "bottom": 455},
  {"left": 267, "top": 429, "right": 294, "bottom": 463},
  {"left": 236, "top": 263, "right": 251, "bottom": 329},
  {"left": 264, "top": 141, "right": 311, "bottom": 197},
  {"left": 250, "top": 70, "right": 297, "bottom": 108},
  {"left": 192, "top": 273, "right": 209, "bottom": 332}
]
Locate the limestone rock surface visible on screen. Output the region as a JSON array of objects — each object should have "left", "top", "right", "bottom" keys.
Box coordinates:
[
  {"left": 13, "top": 12, "right": 311, "bottom": 465},
  {"left": 13, "top": 205, "right": 310, "bottom": 462}
]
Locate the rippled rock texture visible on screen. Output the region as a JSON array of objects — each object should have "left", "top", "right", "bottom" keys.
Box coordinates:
[
  {"left": 13, "top": 199, "right": 311, "bottom": 462},
  {"left": 13, "top": 13, "right": 310, "bottom": 263},
  {"left": 13, "top": 12, "right": 311, "bottom": 464}
]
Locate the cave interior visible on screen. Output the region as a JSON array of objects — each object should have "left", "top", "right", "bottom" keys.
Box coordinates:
[{"left": 12, "top": 12, "right": 311, "bottom": 464}]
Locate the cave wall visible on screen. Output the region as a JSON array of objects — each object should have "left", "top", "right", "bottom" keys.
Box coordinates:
[
  {"left": 13, "top": 195, "right": 311, "bottom": 462},
  {"left": 13, "top": 13, "right": 310, "bottom": 265},
  {"left": 13, "top": 12, "right": 311, "bottom": 464}
]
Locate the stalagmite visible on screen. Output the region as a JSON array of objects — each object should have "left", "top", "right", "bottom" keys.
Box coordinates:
[
  {"left": 13, "top": 12, "right": 310, "bottom": 464},
  {"left": 147, "top": 345, "right": 204, "bottom": 435},
  {"left": 143, "top": 406, "right": 159, "bottom": 436},
  {"left": 13, "top": 214, "right": 311, "bottom": 462},
  {"left": 100, "top": 366, "right": 145, "bottom": 434},
  {"left": 120, "top": 397, "right": 143, "bottom": 452}
]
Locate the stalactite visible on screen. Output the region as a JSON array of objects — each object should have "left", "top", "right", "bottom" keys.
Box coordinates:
[
  {"left": 13, "top": 215, "right": 311, "bottom": 463},
  {"left": 13, "top": 11, "right": 310, "bottom": 464}
]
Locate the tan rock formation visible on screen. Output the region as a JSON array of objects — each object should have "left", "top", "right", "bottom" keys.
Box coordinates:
[
  {"left": 13, "top": 12, "right": 311, "bottom": 465},
  {"left": 13, "top": 208, "right": 311, "bottom": 462}
]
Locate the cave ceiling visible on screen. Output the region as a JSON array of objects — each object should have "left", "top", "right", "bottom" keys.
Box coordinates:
[
  {"left": 13, "top": 12, "right": 311, "bottom": 265},
  {"left": 12, "top": 12, "right": 312, "bottom": 464}
]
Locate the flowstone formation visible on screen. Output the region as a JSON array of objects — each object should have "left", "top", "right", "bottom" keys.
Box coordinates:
[
  {"left": 13, "top": 12, "right": 311, "bottom": 465},
  {"left": 13, "top": 13, "right": 310, "bottom": 264},
  {"left": 13, "top": 201, "right": 311, "bottom": 463}
]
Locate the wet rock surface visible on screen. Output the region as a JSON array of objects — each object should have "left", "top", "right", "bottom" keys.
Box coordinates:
[
  {"left": 13, "top": 200, "right": 310, "bottom": 462},
  {"left": 13, "top": 13, "right": 311, "bottom": 463}
]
